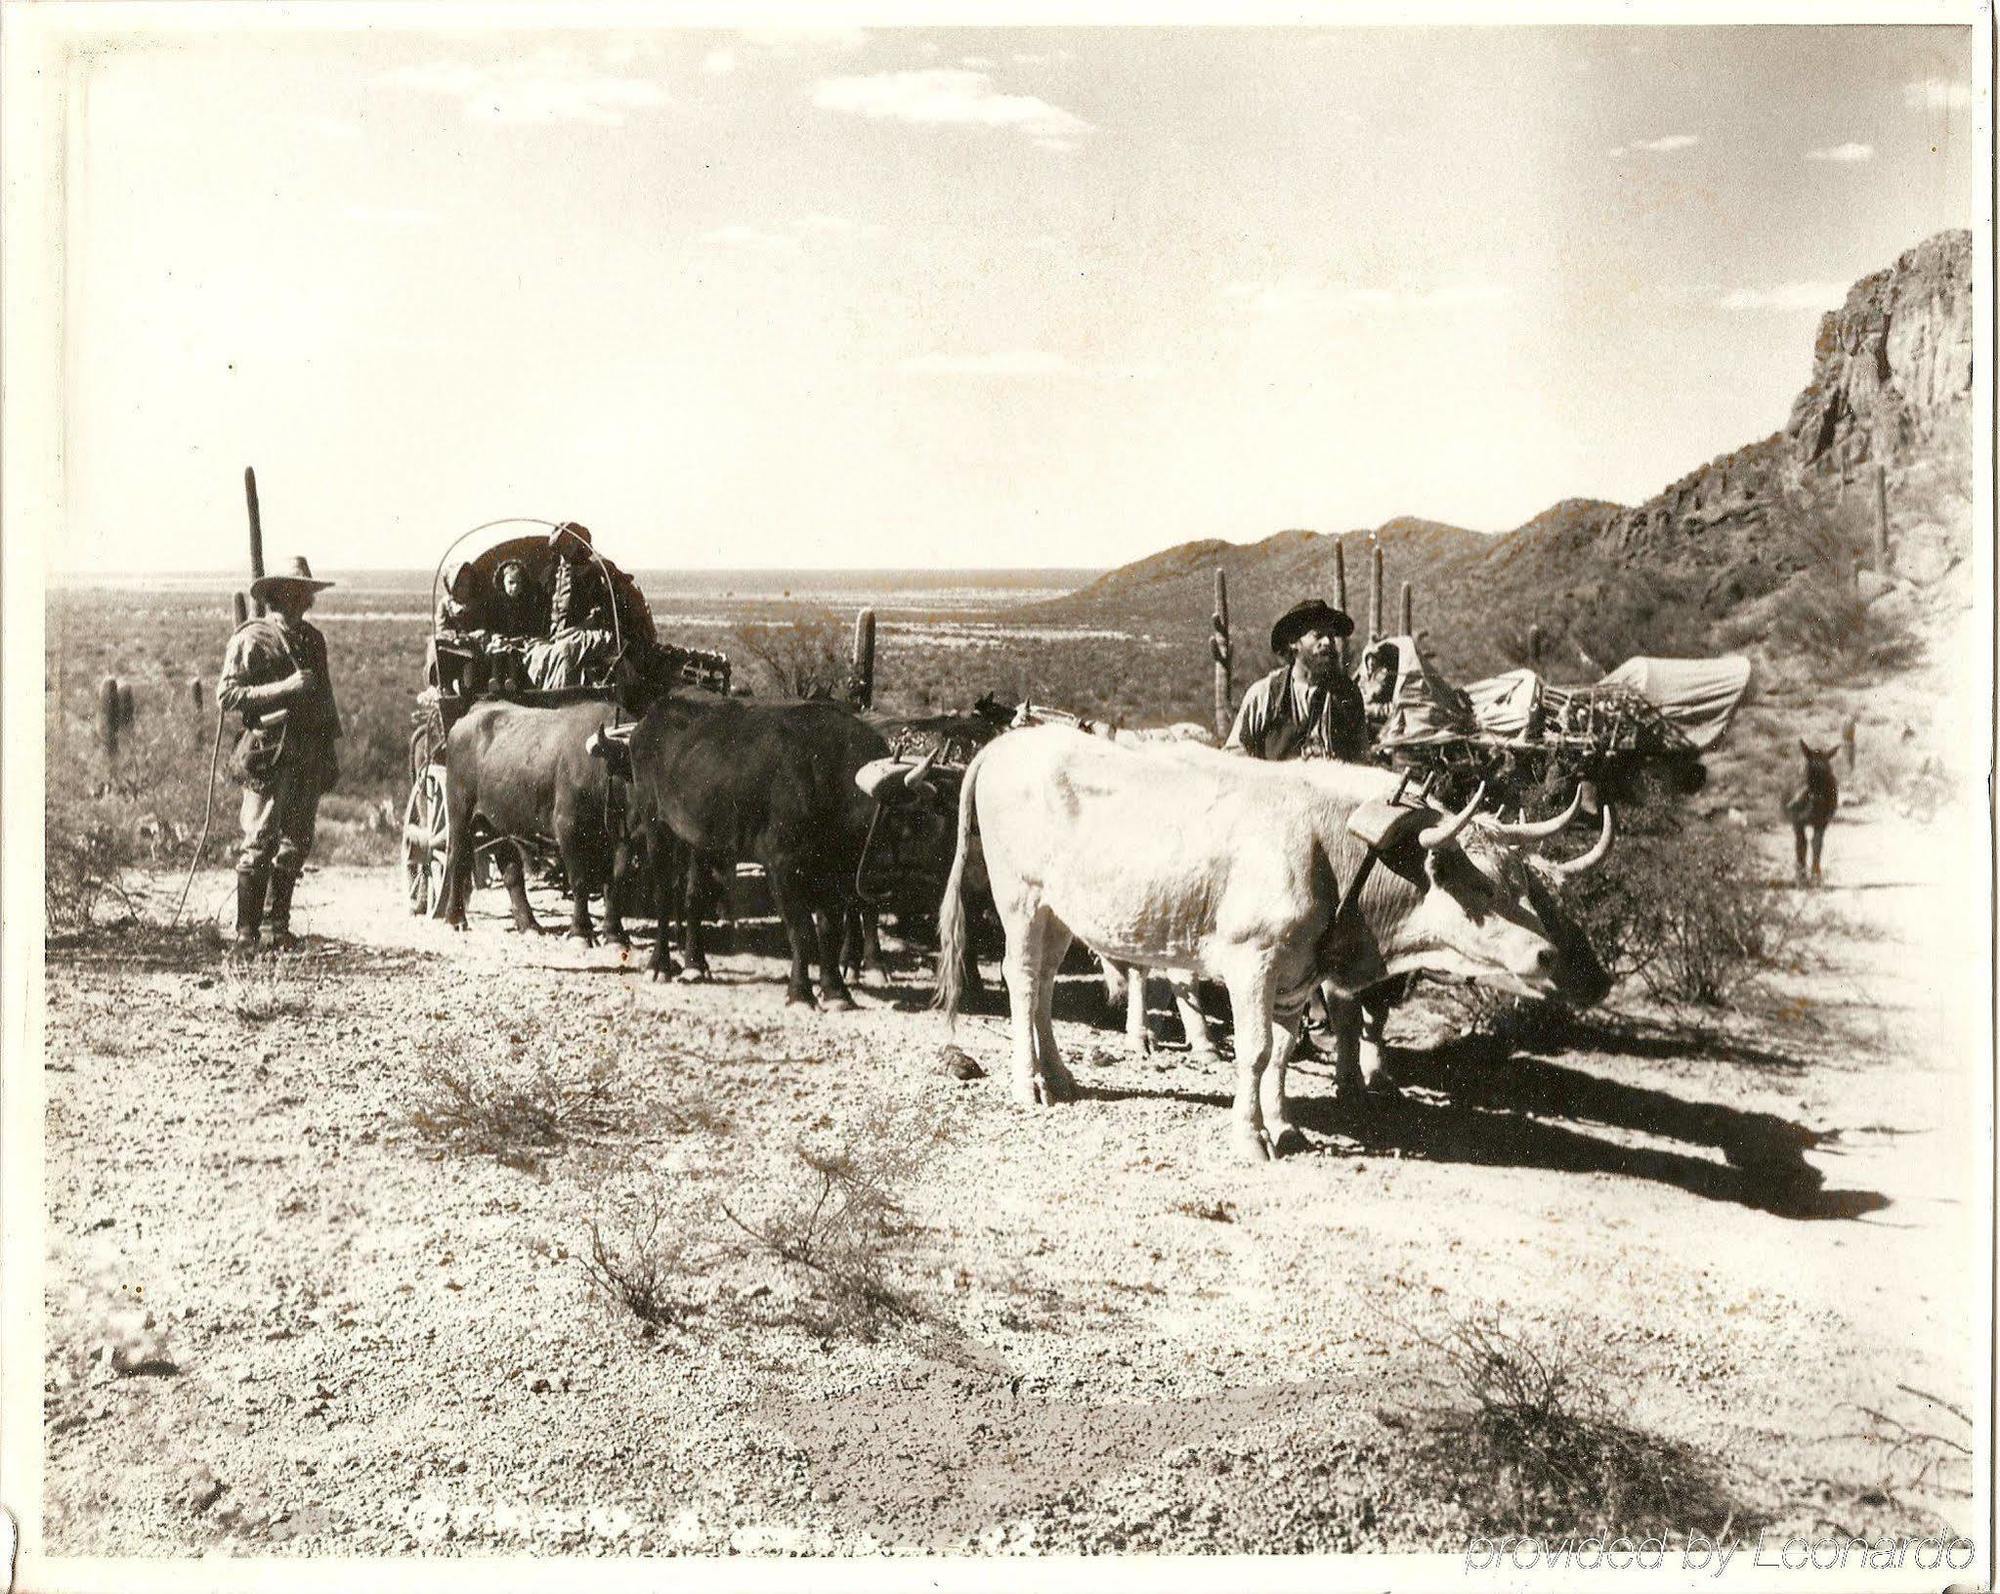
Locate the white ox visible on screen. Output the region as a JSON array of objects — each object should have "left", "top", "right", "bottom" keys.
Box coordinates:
[{"left": 935, "top": 725, "right": 1612, "bottom": 1161}]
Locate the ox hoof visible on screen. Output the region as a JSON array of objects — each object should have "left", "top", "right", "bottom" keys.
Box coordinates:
[
  {"left": 1265, "top": 1122, "right": 1306, "bottom": 1158},
  {"left": 818, "top": 993, "right": 858, "bottom": 1013},
  {"left": 568, "top": 932, "right": 599, "bottom": 949},
  {"left": 785, "top": 990, "right": 815, "bottom": 1007},
  {"left": 676, "top": 966, "right": 710, "bottom": 985},
  {"left": 1233, "top": 1126, "right": 1276, "bottom": 1163},
  {"left": 648, "top": 963, "right": 679, "bottom": 984}
]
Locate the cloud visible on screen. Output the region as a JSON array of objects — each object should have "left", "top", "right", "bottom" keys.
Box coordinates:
[
  {"left": 1804, "top": 141, "right": 1874, "bottom": 163},
  {"left": 380, "top": 59, "right": 667, "bottom": 126},
  {"left": 813, "top": 68, "right": 1092, "bottom": 151},
  {"left": 701, "top": 47, "right": 737, "bottom": 77},
  {"left": 302, "top": 115, "right": 361, "bottom": 141},
  {"left": 698, "top": 224, "right": 801, "bottom": 254},
  {"left": 795, "top": 213, "right": 881, "bottom": 237},
  {"left": 960, "top": 55, "right": 996, "bottom": 70},
  {"left": 1716, "top": 281, "right": 1848, "bottom": 312},
  {"left": 1011, "top": 50, "right": 1075, "bottom": 66},
  {"left": 900, "top": 350, "right": 1073, "bottom": 377},
  {"left": 1221, "top": 276, "right": 1505, "bottom": 318},
  {"left": 1607, "top": 133, "right": 1700, "bottom": 158},
  {"left": 899, "top": 350, "right": 1161, "bottom": 382},
  {"left": 1903, "top": 77, "right": 1971, "bottom": 111},
  {"left": 343, "top": 205, "right": 439, "bottom": 228},
  {"left": 741, "top": 27, "right": 870, "bottom": 56}
]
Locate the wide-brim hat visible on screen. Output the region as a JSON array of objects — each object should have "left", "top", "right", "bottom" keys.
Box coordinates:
[
  {"left": 1270, "top": 597, "right": 1354, "bottom": 653},
  {"left": 250, "top": 555, "right": 335, "bottom": 602},
  {"left": 549, "top": 521, "right": 593, "bottom": 551}
]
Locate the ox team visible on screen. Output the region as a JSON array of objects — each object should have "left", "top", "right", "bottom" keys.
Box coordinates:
[
  {"left": 866, "top": 594, "right": 1615, "bottom": 1162},
  {"left": 221, "top": 560, "right": 1614, "bottom": 1166}
]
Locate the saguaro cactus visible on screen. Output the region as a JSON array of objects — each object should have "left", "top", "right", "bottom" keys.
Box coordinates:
[
  {"left": 850, "top": 608, "right": 876, "bottom": 709},
  {"left": 98, "top": 676, "right": 122, "bottom": 756},
  {"left": 1211, "top": 569, "right": 1232, "bottom": 741}
]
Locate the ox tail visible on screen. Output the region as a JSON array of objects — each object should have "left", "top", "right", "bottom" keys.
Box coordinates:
[{"left": 934, "top": 741, "right": 988, "bottom": 1022}]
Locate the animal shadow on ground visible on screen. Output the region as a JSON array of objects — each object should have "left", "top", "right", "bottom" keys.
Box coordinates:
[
  {"left": 1090, "top": 1031, "right": 1884, "bottom": 1220},
  {"left": 1291, "top": 1034, "right": 1886, "bottom": 1220}
]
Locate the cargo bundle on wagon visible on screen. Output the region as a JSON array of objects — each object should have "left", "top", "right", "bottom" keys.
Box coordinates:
[
  {"left": 402, "top": 518, "right": 728, "bottom": 918},
  {"left": 1355, "top": 631, "right": 1753, "bottom": 813}
]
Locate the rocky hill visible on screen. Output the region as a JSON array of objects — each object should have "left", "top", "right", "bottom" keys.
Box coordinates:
[{"left": 1035, "top": 229, "right": 1975, "bottom": 687}]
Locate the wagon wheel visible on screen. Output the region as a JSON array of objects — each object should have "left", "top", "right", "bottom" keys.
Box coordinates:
[{"left": 403, "top": 763, "right": 451, "bottom": 918}]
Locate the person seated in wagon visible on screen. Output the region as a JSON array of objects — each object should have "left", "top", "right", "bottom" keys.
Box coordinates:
[
  {"left": 1224, "top": 597, "right": 1371, "bottom": 764},
  {"left": 529, "top": 522, "right": 656, "bottom": 690}
]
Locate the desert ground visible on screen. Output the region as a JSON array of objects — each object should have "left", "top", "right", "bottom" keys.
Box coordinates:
[{"left": 38, "top": 788, "right": 1985, "bottom": 1555}]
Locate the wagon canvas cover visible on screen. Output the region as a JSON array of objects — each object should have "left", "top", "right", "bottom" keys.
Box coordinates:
[
  {"left": 1597, "top": 654, "right": 1753, "bottom": 749},
  {"left": 1365, "top": 635, "right": 1479, "bottom": 746}
]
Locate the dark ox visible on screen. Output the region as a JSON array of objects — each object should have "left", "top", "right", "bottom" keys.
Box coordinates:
[
  {"left": 847, "top": 701, "right": 1015, "bottom": 979},
  {"left": 626, "top": 691, "right": 891, "bottom": 1009},
  {"left": 439, "top": 694, "right": 642, "bottom": 944},
  {"left": 934, "top": 726, "right": 1611, "bottom": 1162}
]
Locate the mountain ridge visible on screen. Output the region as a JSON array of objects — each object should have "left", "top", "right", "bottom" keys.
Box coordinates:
[{"left": 1032, "top": 228, "right": 1974, "bottom": 686}]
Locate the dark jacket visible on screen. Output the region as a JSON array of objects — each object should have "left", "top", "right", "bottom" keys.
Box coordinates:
[{"left": 217, "top": 615, "right": 342, "bottom": 791}]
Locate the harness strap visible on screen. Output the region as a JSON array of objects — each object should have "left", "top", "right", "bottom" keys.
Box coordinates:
[{"left": 853, "top": 800, "right": 892, "bottom": 904}]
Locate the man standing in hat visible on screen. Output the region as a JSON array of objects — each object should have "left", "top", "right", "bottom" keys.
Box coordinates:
[
  {"left": 216, "top": 556, "right": 343, "bottom": 954},
  {"left": 1224, "top": 597, "right": 1371, "bottom": 763}
]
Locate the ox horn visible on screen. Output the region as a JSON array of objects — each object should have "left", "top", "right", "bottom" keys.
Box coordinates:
[
  {"left": 1418, "top": 781, "right": 1486, "bottom": 849},
  {"left": 1551, "top": 804, "right": 1616, "bottom": 875},
  {"left": 1478, "top": 783, "right": 1585, "bottom": 841},
  {"left": 902, "top": 747, "right": 940, "bottom": 795}
]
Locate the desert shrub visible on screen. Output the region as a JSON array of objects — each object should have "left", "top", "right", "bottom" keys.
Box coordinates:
[
  {"left": 719, "top": 1097, "right": 947, "bottom": 1341},
  {"left": 1838, "top": 1384, "right": 1974, "bottom": 1522},
  {"left": 578, "top": 1183, "right": 718, "bottom": 1336},
  {"left": 1396, "top": 1308, "right": 1736, "bottom": 1540},
  {"left": 408, "top": 1035, "right": 622, "bottom": 1175},
  {"left": 219, "top": 952, "right": 317, "bottom": 1024},
  {"left": 729, "top": 606, "right": 861, "bottom": 701},
  {"left": 1561, "top": 567, "right": 1713, "bottom": 679},
  {"left": 1761, "top": 569, "right": 1920, "bottom": 676},
  {"left": 1560, "top": 800, "right": 1800, "bottom": 1008},
  {"left": 44, "top": 699, "right": 226, "bottom": 936}
]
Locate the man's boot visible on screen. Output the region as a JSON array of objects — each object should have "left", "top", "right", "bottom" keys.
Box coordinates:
[
  {"left": 262, "top": 872, "right": 299, "bottom": 951},
  {"left": 231, "top": 868, "right": 268, "bottom": 959}
]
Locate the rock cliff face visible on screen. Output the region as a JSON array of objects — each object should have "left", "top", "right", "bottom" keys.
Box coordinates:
[
  {"left": 1785, "top": 229, "right": 1974, "bottom": 476},
  {"left": 1036, "top": 227, "right": 1974, "bottom": 676},
  {"left": 1608, "top": 228, "right": 1973, "bottom": 587}
]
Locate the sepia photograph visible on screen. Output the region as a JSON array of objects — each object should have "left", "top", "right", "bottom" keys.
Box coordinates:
[{"left": 2, "top": 4, "right": 1991, "bottom": 1589}]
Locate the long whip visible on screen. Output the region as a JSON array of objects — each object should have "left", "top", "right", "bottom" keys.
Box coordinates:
[{"left": 170, "top": 706, "right": 228, "bottom": 927}]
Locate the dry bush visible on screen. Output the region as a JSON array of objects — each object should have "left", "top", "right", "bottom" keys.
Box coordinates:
[
  {"left": 408, "top": 1037, "right": 622, "bottom": 1175},
  {"left": 719, "top": 1097, "right": 948, "bottom": 1341},
  {"left": 1559, "top": 791, "right": 1804, "bottom": 1010},
  {"left": 220, "top": 953, "right": 317, "bottom": 1025},
  {"left": 1759, "top": 570, "right": 1919, "bottom": 676},
  {"left": 1396, "top": 1308, "right": 1737, "bottom": 1540},
  {"left": 1833, "top": 1384, "right": 1975, "bottom": 1524},
  {"left": 577, "top": 1183, "right": 719, "bottom": 1337},
  {"left": 729, "top": 606, "right": 861, "bottom": 701},
  {"left": 45, "top": 704, "right": 222, "bottom": 936}
]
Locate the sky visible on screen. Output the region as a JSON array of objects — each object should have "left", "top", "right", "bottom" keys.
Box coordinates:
[{"left": 27, "top": 15, "right": 1983, "bottom": 573}]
